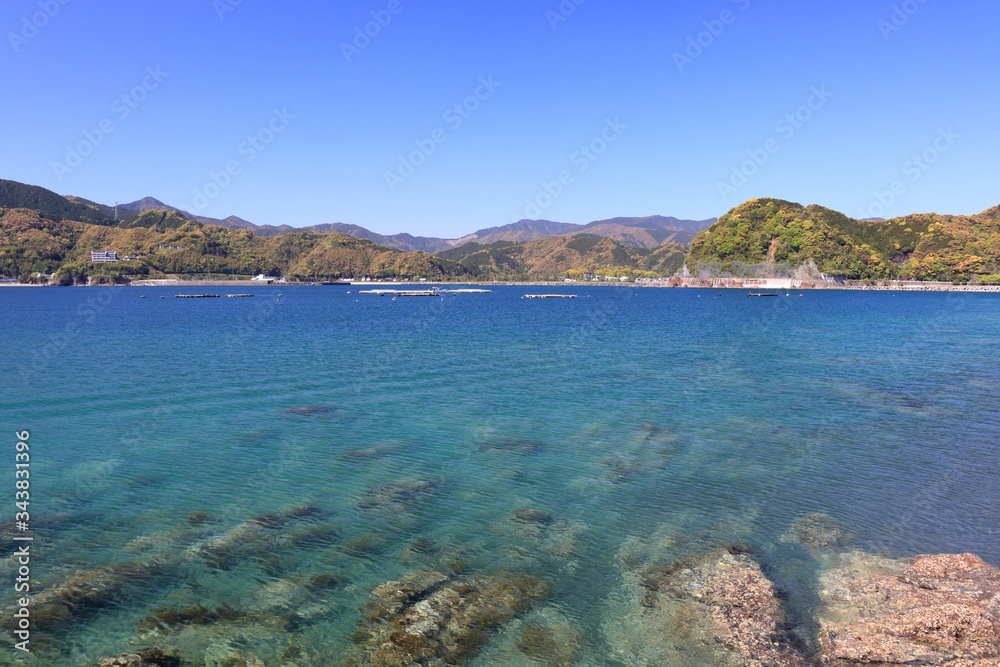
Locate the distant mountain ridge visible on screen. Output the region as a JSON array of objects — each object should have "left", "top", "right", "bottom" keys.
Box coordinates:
[
  {"left": 114, "top": 194, "right": 716, "bottom": 251},
  {"left": 48, "top": 186, "right": 715, "bottom": 252},
  {"left": 3, "top": 179, "right": 999, "bottom": 284},
  {"left": 420, "top": 215, "right": 716, "bottom": 250}
]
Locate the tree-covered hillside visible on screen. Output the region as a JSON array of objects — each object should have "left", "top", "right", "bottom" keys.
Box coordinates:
[
  {"left": 0, "top": 179, "right": 120, "bottom": 227},
  {"left": 435, "top": 236, "right": 687, "bottom": 279},
  {"left": 5, "top": 180, "right": 996, "bottom": 285},
  {"left": 0, "top": 207, "right": 465, "bottom": 284},
  {"left": 687, "top": 198, "right": 1000, "bottom": 282}
]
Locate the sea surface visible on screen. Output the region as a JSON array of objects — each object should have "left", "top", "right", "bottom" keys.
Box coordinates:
[{"left": 2, "top": 285, "right": 999, "bottom": 665}]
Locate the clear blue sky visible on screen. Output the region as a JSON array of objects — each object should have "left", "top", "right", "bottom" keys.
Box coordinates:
[{"left": 3, "top": 0, "right": 997, "bottom": 237}]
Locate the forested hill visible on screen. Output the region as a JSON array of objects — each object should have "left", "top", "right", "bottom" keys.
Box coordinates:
[
  {"left": 0, "top": 179, "right": 122, "bottom": 227},
  {"left": 0, "top": 206, "right": 686, "bottom": 284},
  {"left": 434, "top": 237, "right": 687, "bottom": 279},
  {"left": 687, "top": 198, "right": 1000, "bottom": 282},
  {"left": 4, "top": 178, "right": 996, "bottom": 284},
  {"left": 0, "top": 207, "right": 464, "bottom": 284}
]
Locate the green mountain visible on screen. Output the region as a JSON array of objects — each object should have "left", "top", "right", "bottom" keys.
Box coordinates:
[
  {"left": 0, "top": 179, "right": 119, "bottom": 227},
  {"left": 687, "top": 198, "right": 1000, "bottom": 282},
  {"left": 0, "top": 178, "right": 698, "bottom": 284},
  {"left": 0, "top": 206, "right": 465, "bottom": 284},
  {"left": 434, "top": 236, "right": 687, "bottom": 279},
  {"left": 7, "top": 179, "right": 994, "bottom": 285},
  {"left": 109, "top": 190, "right": 715, "bottom": 251}
]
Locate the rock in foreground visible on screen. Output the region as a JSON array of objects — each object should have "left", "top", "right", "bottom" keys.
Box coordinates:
[
  {"left": 817, "top": 552, "right": 1000, "bottom": 665},
  {"left": 617, "top": 545, "right": 812, "bottom": 666},
  {"left": 92, "top": 648, "right": 182, "bottom": 666}
]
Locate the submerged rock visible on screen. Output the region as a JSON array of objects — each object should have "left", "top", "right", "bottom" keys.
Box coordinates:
[
  {"left": 512, "top": 508, "right": 554, "bottom": 528},
  {"left": 0, "top": 511, "right": 99, "bottom": 556},
  {"left": 139, "top": 603, "right": 245, "bottom": 634},
  {"left": 610, "top": 545, "right": 811, "bottom": 666},
  {"left": 508, "top": 509, "right": 584, "bottom": 560},
  {"left": 137, "top": 571, "right": 349, "bottom": 662},
  {"left": 816, "top": 551, "right": 1000, "bottom": 665},
  {"left": 340, "top": 445, "right": 395, "bottom": 463},
  {"left": 515, "top": 620, "right": 584, "bottom": 666},
  {"left": 123, "top": 520, "right": 217, "bottom": 558},
  {"left": 595, "top": 423, "right": 683, "bottom": 484},
  {"left": 357, "top": 477, "right": 442, "bottom": 516},
  {"left": 477, "top": 438, "right": 543, "bottom": 456},
  {"left": 348, "top": 568, "right": 551, "bottom": 665},
  {"left": 284, "top": 404, "right": 339, "bottom": 417},
  {"left": 92, "top": 648, "right": 183, "bottom": 666},
  {"left": 20, "top": 559, "right": 172, "bottom": 631},
  {"left": 339, "top": 530, "right": 394, "bottom": 558},
  {"left": 783, "top": 512, "right": 854, "bottom": 555},
  {"left": 340, "top": 439, "right": 409, "bottom": 463},
  {"left": 245, "top": 571, "right": 350, "bottom": 631},
  {"left": 189, "top": 504, "right": 322, "bottom": 569},
  {"left": 511, "top": 508, "right": 587, "bottom": 558},
  {"left": 213, "top": 653, "right": 265, "bottom": 667},
  {"left": 403, "top": 536, "right": 440, "bottom": 559}
]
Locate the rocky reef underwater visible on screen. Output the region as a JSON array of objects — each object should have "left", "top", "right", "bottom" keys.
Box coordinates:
[
  {"left": 606, "top": 512, "right": 1000, "bottom": 667},
  {"left": 3, "top": 499, "right": 998, "bottom": 666}
]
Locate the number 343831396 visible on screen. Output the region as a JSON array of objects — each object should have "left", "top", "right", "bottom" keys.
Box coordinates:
[{"left": 15, "top": 431, "right": 30, "bottom": 519}]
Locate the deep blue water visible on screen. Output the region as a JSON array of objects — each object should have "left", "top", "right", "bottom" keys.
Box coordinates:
[{"left": 2, "top": 285, "right": 999, "bottom": 665}]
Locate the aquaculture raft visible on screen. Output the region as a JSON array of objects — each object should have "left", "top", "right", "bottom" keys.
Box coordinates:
[
  {"left": 746, "top": 293, "right": 778, "bottom": 297},
  {"left": 225, "top": 294, "right": 254, "bottom": 297},
  {"left": 175, "top": 294, "right": 221, "bottom": 298},
  {"left": 522, "top": 294, "right": 577, "bottom": 299},
  {"left": 357, "top": 289, "right": 439, "bottom": 296}
]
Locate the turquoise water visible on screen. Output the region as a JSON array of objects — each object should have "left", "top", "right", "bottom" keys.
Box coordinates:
[{"left": 2, "top": 286, "right": 999, "bottom": 665}]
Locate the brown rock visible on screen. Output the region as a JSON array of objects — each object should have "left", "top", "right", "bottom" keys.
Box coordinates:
[
  {"left": 348, "top": 568, "right": 550, "bottom": 665},
  {"left": 636, "top": 546, "right": 812, "bottom": 666},
  {"left": 92, "top": 648, "right": 182, "bottom": 666},
  {"left": 817, "top": 552, "right": 1000, "bottom": 665},
  {"left": 20, "top": 560, "right": 170, "bottom": 631}
]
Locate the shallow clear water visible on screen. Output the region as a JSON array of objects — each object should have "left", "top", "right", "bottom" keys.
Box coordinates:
[{"left": 2, "top": 285, "right": 999, "bottom": 665}]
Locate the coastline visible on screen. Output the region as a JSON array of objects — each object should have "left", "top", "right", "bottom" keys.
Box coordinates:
[{"left": 3, "top": 279, "right": 999, "bottom": 292}]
